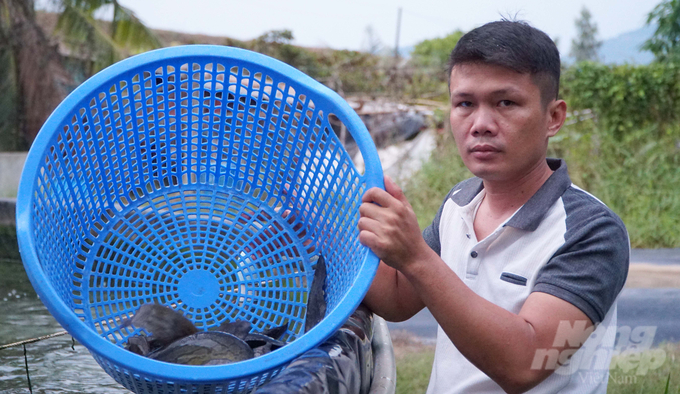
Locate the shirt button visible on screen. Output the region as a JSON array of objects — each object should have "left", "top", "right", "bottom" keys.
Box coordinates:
[{"left": 471, "top": 251, "right": 478, "bottom": 258}]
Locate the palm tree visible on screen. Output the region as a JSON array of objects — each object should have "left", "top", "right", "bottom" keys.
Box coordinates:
[
  {"left": 54, "top": 0, "right": 161, "bottom": 75},
  {"left": 0, "top": 0, "right": 72, "bottom": 149},
  {"left": 0, "top": 0, "right": 160, "bottom": 150}
]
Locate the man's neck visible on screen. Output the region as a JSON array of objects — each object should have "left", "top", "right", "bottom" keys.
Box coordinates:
[{"left": 480, "top": 159, "right": 553, "bottom": 216}]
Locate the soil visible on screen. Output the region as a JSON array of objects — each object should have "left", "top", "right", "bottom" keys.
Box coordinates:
[{"left": 625, "top": 263, "right": 680, "bottom": 288}]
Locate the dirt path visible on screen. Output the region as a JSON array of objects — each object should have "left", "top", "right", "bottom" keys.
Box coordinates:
[{"left": 625, "top": 263, "right": 680, "bottom": 288}]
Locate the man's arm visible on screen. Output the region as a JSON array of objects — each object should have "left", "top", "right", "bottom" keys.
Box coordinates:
[
  {"left": 362, "top": 260, "right": 425, "bottom": 322},
  {"left": 358, "top": 176, "right": 593, "bottom": 393}
]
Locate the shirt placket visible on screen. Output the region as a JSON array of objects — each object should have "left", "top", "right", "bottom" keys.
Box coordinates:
[{"left": 462, "top": 224, "right": 505, "bottom": 280}]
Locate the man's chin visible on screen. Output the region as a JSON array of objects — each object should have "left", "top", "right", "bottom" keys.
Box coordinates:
[{"left": 464, "top": 161, "right": 505, "bottom": 181}]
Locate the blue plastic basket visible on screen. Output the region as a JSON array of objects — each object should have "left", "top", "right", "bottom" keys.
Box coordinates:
[{"left": 16, "top": 45, "right": 383, "bottom": 393}]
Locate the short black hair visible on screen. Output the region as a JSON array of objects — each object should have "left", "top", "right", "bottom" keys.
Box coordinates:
[{"left": 447, "top": 20, "right": 560, "bottom": 106}]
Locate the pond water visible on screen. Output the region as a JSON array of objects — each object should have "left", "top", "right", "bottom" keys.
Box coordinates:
[{"left": 0, "top": 259, "right": 128, "bottom": 393}]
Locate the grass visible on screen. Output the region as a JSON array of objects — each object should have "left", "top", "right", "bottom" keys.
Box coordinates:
[
  {"left": 393, "top": 342, "right": 680, "bottom": 393},
  {"left": 396, "top": 348, "right": 436, "bottom": 394}
]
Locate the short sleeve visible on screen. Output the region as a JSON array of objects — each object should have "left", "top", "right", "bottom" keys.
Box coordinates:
[
  {"left": 422, "top": 186, "right": 460, "bottom": 256},
  {"left": 533, "top": 204, "right": 629, "bottom": 325}
]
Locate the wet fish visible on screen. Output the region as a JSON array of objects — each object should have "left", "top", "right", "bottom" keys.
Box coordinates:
[
  {"left": 215, "top": 320, "right": 252, "bottom": 339},
  {"left": 148, "top": 331, "right": 254, "bottom": 365},
  {"left": 121, "top": 303, "right": 198, "bottom": 354},
  {"left": 261, "top": 322, "right": 289, "bottom": 340},
  {"left": 125, "top": 335, "right": 151, "bottom": 356},
  {"left": 304, "top": 255, "right": 327, "bottom": 333}
]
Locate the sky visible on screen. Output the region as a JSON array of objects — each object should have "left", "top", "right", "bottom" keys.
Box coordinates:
[{"left": 112, "top": 0, "right": 662, "bottom": 56}]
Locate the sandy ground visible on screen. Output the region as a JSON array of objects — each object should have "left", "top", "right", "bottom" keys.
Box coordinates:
[
  {"left": 625, "top": 263, "right": 680, "bottom": 288},
  {"left": 390, "top": 263, "right": 680, "bottom": 356}
]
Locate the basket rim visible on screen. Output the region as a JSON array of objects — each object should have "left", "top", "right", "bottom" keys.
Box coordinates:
[{"left": 16, "top": 45, "right": 384, "bottom": 383}]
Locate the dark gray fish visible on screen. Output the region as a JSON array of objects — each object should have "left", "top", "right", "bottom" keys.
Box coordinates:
[
  {"left": 121, "top": 303, "right": 198, "bottom": 351},
  {"left": 215, "top": 320, "right": 253, "bottom": 339},
  {"left": 261, "top": 322, "right": 289, "bottom": 340},
  {"left": 244, "top": 333, "right": 287, "bottom": 349},
  {"left": 148, "top": 331, "right": 254, "bottom": 365},
  {"left": 126, "top": 335, "right": 151, "bottom": 356},
  {"left": 245, "top": 333, "right": 287, "bottom": 357},
  {"left": 304, "top": 254, "right": 327, "bottom": 333}
]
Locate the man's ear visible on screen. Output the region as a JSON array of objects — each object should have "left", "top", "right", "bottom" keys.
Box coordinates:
[{"left": 547, "top": 99, "right": 567, "bottom": 138}]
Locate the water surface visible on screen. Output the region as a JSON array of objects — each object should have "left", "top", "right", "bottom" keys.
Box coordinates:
[{"left": 0, "top": 260, "right": 128, "bottom": 393}]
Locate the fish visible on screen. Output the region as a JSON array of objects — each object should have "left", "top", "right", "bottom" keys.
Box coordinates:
[
  {"left": 125, "top": 335, "right": 151, "bottom": 356},
  {"left": 121, "top": 303, "right": 198, "bottom": 354},
  {"left": 121, "top": 253, "right": 327, "bottom": 363},
  {"left": 304, "top": 254, "right": 327, "bottom": 333},
  {"left": 148, "top": 331, "right": 254, "bottom": 365},
  {"left": 261, "top": 322, "right": 289, "bottom": 340},
  {"left": 215, "top": 320, "right": 253, "bottom": 339}
]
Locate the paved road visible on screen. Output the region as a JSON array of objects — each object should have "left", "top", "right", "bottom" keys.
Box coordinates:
[{"left": 386, "top": 249, "right": 680, "bottom": 346}]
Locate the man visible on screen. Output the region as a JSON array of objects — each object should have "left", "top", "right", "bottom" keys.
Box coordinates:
[{"left": 359, "top": 21, "right": 628, "bottom": 393}]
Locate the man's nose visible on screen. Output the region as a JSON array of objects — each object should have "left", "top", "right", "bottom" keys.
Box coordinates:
[{"left": 470, "top": 106, "right": 498, "bottom": 136}]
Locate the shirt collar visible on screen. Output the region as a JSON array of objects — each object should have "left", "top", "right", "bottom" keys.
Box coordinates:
[{"left": 449, "top": 158, "right": 571, "bottom": 231}]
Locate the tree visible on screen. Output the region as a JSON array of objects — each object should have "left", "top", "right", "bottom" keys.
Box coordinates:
[
  {"left": 643, "top": 0, "right": 680, "bottom": 61},
  {"left": 362, "top": 25, "right": 383, "bottom": 55},
  {"left": 54, "top": 0, "right": 161, "bottom": 75},
  {"left": 570, "top": 7, "right": 602, "bottom": 62},
  {"left": 410, "top": 30, "right": 463, "bottom": 69},
  {"left": 0, "top": 0, "right": 72, "bottom": 150},
  {"left": 0, "top": 0, "right": 160, "bottom": 150}
]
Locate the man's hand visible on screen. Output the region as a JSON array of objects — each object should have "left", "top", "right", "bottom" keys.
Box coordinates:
[{"left": 358, "top": 176, "right": 431, "bottom": 272}]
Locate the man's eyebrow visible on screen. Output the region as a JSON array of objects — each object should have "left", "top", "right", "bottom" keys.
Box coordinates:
[
  {"left": 450, "top": 92, "right": 474, "bottom": 99},
  {"left": 451, "top": 88, "right": 523, "bottom": 98}
]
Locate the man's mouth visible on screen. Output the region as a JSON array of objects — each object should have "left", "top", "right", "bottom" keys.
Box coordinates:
[
  {"left": 470, "top": 144, "right": 501, "bottom": 153},
  {"left": 469, "top": 144, "right": 501, "bottom": 160}
]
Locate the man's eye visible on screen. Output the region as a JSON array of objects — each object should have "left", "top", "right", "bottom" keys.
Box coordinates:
[
  {"left": 499, "top": 100, "right": 515, "bottom": 107},
  {"left": 457, "top": 101, "right": 473, "bottom": 108}
]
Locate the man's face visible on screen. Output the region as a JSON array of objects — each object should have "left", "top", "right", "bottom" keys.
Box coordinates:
[{"left": 449, "top": 63, "right": 562, "bottom": 182}]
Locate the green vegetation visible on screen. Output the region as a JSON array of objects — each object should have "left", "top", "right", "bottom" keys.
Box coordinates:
[
  {"left": 395, "top": 347, "right": 435, "bottom": 394},
  {"left": 55, "top": 0, "right": 162, "bottom": 74},
  {"left": 608, "top": 343, "right": 680, "bottom": 393},
  {"left": 644, "top": 0, "right": 680, "bottom": 61},
  {"left": 562, "top": 62, "right": 680, "bottom": 134},
  {"left": 394, "top": 344, "right": 680, "bottom": 393}
]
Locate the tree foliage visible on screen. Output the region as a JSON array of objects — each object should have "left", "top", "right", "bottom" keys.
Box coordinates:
[
  {"left": 562, "top": 61, "right": 680, "bottom": 136},
  {"left": 54, "top": 0, "right": 161, "bottom": 74},
  {"left": 643, "top": 0, "right": 680, "bottom": 61},
  {"left": 410, "top": 30, "right": 463, "bottom": 69},
  {"left": 570, "top": 7, "right": 601, "bottom": 62}
]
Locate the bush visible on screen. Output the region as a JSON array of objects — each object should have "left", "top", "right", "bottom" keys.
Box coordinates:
[{"left": 562, "top": 62, "right": 680, "bottom": 137}]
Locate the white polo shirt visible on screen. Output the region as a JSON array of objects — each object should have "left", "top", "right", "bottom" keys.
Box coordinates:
[{"left": 422, "top": 159, "right": 629, "bottom": 393}]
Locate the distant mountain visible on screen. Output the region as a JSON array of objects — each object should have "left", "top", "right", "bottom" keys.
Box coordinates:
[
  {"left": 599, "top": 25, "right": 655, "bottom": 64},
  {"left": 563, "top": 25, "right": 655, "bottom": 65}
]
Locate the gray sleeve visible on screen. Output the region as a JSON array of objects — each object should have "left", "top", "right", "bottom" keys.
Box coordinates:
[
  {"left": 422, "top": 186, "right": 459, "bottom": 256},
  {"left": 533, "top": 199, "right": 629, "bottom": 325}
]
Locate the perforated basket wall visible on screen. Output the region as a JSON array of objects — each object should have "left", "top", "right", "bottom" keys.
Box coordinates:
[{"left": 16, "top": 46, "right": 383, "bottom": 393}]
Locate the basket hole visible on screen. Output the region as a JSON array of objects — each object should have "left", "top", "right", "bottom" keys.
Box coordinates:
[{"left": 327, "top": 113, "right": 362, "bottom": 175}]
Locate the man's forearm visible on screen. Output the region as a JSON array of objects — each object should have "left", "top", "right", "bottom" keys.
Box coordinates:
[{"left": 363, "top": 261, "right": 425, "bottom": 322}]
